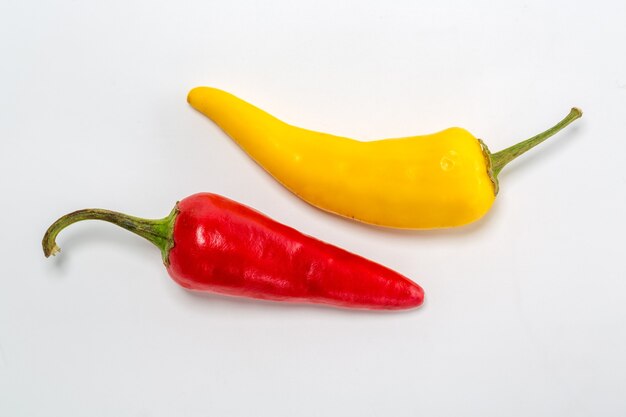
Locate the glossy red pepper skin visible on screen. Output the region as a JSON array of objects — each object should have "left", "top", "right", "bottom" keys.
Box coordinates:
[
  {"left": 167, "top": 193, "right": 423, "bottom": 310},
  {"left": 43, "top": 193, "right": 424, "bottom": 310}
]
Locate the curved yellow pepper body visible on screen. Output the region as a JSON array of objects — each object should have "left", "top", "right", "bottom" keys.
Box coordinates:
[{"left": 188, "top": 87, "right": 580, "bottom": 229}]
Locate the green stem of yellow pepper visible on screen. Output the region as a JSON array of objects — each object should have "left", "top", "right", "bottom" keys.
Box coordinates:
[{"left": 491, "top": 107, "right": 583, "bottom": 177}]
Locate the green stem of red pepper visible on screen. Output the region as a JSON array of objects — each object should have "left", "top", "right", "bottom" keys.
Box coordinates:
[{"left": 42, "top": 207, "right": 178, "bottom": 264}]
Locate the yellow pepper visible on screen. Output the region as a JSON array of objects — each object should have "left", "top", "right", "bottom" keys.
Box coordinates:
[{"left": 187, "top": 87, "right": 581, "bottom": 229}]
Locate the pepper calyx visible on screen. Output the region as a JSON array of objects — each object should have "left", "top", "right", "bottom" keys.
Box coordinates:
[{"left": 478, "top": 138, "right": 499, "bottom": 195}]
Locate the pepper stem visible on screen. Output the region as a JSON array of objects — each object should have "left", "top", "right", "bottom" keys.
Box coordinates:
[
  {"left": 490, "top": 107, "right": 582, "bottom": 177},
  {"left": 42, "top": 206, "right": 178, "bottom": 265}
]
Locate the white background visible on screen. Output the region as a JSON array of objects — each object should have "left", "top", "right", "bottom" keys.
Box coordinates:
[{"left": 1, "top": 0, "right": 625, "bottom": 416}]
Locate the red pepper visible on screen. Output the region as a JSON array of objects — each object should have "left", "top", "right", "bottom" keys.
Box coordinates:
[{"left": 43, "top": 193, "right": 424, "bottom": 310}]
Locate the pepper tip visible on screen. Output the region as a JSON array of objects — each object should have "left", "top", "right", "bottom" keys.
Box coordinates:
[{"left": 187, "top": 87, "right": 203, "bottom": 106}]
